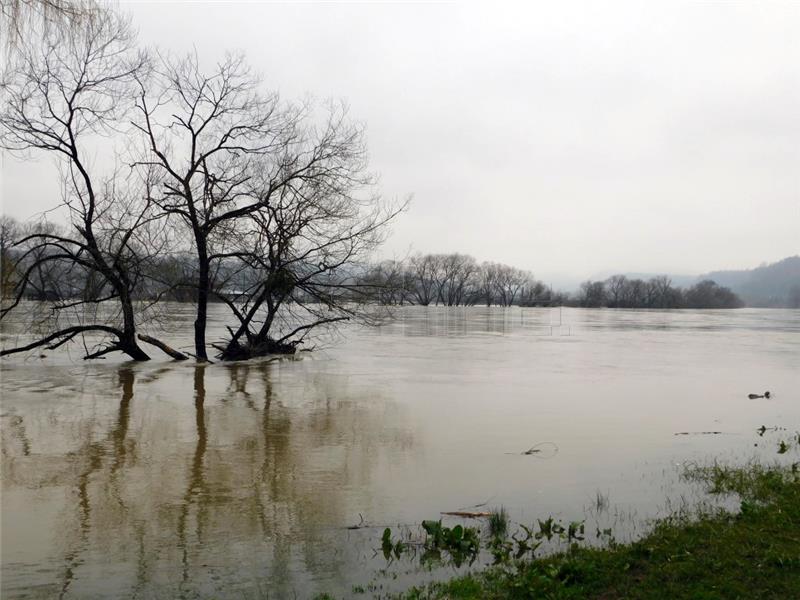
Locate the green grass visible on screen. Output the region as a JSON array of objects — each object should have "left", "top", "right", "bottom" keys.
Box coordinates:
[
  {"left": 397, "top": 462, "right": 800, "bottom": 599},
  {"left": 488, "top": 506, "right": 509, "bottom": 538}
]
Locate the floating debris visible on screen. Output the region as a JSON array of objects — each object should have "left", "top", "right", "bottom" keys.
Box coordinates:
[
  {"left": 457, "top": 496, "right": 494, "bottom": 511},
  {"left": 347, "top": 514, "right": 366, "bottom": 530},
  {"left": 507, "top": 441, "right": 559, "bottom": 458},
  {"left": 674, "top": 431, "right": 724, "bottom": 436},
  {"left": 440, "top": 511, "right": 491, "bottom": 518},
  {"left": 748, "top": 391, "right": 771, "bottom": 399},
  {"left": 757, "top": 425, "right": 786, "bottom": 436}
]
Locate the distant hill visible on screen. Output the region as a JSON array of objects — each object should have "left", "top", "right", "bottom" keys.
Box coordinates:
[{"left": 701, "top": 256, "right": 800, "bottom": 308}]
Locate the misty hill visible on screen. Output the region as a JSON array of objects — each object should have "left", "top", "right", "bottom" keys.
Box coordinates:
[{"left": 700, "top": 256, "right": 800, "bottom": 308}]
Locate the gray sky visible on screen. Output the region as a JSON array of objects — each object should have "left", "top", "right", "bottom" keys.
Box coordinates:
[{"left": 2, "top": 1, "right": 798, "bottom": 288}]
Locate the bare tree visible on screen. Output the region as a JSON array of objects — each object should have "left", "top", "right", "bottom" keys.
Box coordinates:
[
  {"left": 0, "top": 216, "right": 20, "bottom": 297},
  {"left": 648, "top": 275, "right": 674, "bottom": 309},
  {"left": 478, "top": 262, "right": 500, "bottom": 306},
  {"left": 131, "top": 52, "right": 310, "bottom": 360},
  {"left": 621, "top": 277, "right": 646, "bottom": 308},
  {"left": 360, "top": 259, "right": 408, "bottom": 305},
  {"left": 519, "top": 278, "right": 548, "bottom": 306},
  {"left": 210, "top": 117, "right": 403, "bottom": 360},
  {"left": 579, "top": 280, "right": 606, "bottom": 307},
  {"left": 408, "top": 253, "right": 437, "bottom": 306},
  {"left": 130, "top": 52, "right": 404, "bottom": 359},
  {"left": 442, "top": 254, "right": 478, "bottom": 306},
  {"left": 494, "top": 265, "right": 527, "bottom": 306},
  {"left": 1, "top": 0, "right": 100, "bottom": 54},
  {"left": 605, "top": 274, "right": 627, "bottom": 308},
  {"left": 0, "top": 9, "right": 182, "bottom": 361}
]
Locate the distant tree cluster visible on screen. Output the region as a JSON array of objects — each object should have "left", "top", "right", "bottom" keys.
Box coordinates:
[
  {"left": 576, "top": 275, "right": 743, "bottom": 309},
  {"left": 357, "top": 254, "right": 561, "bottom": 307}
]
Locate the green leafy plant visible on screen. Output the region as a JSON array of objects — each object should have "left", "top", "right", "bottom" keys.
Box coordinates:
[
  {"left": 421, "top": 520, "right": 481, "bottom": 566},
  {"left": 382, "top": 527, "right": 406, "bottom": 560}
]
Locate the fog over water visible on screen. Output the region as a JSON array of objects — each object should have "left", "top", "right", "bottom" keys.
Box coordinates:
[{"left": 3, "top": 2, "right": 799, "bottom": 285}]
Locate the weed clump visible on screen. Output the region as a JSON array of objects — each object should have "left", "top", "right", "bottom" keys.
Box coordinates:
[{"left": 487, "top": 506, "right": 508, "bottom": 538}]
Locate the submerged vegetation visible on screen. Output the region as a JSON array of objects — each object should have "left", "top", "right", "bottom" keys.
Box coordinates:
[
  {"left": 330, "top": 429, "right": 800, "bottom": 599},
  {"left": 487, "top": 506, "right": 509, "bottom": 539},
  {"left": 386, "top": 461, "right": 800, "bottom": 599}
]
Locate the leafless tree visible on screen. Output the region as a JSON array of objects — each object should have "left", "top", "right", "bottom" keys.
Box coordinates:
[
  {"left": 211, "top": 122, "right": 403, "bottom": 359},
  {"left": 131, "top": 53, "right": 302, "bottom": 360},
  {"left": 579, "top": 280, "right": 606, "bottom": 307},
  {"left": 605, "top": 274, "right": 627, "bottom": 308},
  {"left": 647, "top": 275, "right": 674, "bottom": 309},
  {"left": 478, "top": 262, "right": 500, "bottom": 306},
  {"left": 519, "top": 278, "right": 548, "bottom": 306},
  {"left": 440, "top": 254, "right": 478, "bottom": 306},
  {"left": 360, "top": 259, "right": 408, "bottom": 305},
  {"left": 494, "top": 264, "right": 527, "bottom": 307},
  {"left": 407, "top": 253, "right": 437, "bottom": 305},
  {"left": 621, "top": 277, "right": 646, "bottom": 308},
  {"left": 0, "top": 9, "right": 184, "bottom": 361},
  {"left": 0, "top": 215, "right": 20, "bottom": 297},
  {"left": 1, "top": 0, "right": 100, "bottom": 54},
  {"left": 132, "top": 51, "right": 405, "bottom": 360}
]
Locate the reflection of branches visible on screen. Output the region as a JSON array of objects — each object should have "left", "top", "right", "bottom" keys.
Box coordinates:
[
  {"left": 56, "top": 364, "right": 134, "bottom": 598},
  {"left": 110, "top": 368, "right": 135, "bottom": 473},
  {"left": 2, "top": 357, "right": 419, "bottom": 595},
  {"left": 59, "top": 438, "right": 103, "bottom": 599},
  {"left": 6, "top": 414, "right": 31, "bottom": 456},
  {"left": 178, "top": 365, "right": 209, "bottom": 587},
  {"left": 225, "top": 362, "right": 252, "bottom": 405}
]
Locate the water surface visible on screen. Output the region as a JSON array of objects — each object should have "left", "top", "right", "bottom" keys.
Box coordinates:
[{"left": 2, "top": 306, "right": 799, "bottom": 598}]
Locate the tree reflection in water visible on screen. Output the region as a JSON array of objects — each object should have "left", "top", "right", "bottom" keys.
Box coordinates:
[{"left": 1, "top": 359, "right": 414, "bottom": 598}]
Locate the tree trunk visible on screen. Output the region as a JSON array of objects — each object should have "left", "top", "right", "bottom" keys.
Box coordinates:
[
  {"left": 120, "top": 290, "right": 150, "bottom": 361},
  {"left": 194, "top": 241, "right": 209, "bottom": 361}
]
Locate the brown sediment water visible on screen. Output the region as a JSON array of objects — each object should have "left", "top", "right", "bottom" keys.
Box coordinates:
[{"left": 1, "top": 305, "right": 798, "bottom": 598}]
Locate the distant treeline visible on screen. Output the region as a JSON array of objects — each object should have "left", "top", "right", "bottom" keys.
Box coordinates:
[
  {"left": 575, "top": 275, "right": 743, "bottom": 309},
  {"left": 356, "top": 256, "right": 743, "bottom": 309},
  {"left": 0, "top": 220, "right": 744, "bottom": 310},
  {"left": 357, "top": 254, "right": 564, "bottom": 307}
]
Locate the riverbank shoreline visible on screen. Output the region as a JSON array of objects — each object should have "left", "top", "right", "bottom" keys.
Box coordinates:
[{"left": 382, "top": 461, "right": 800, "bottom": 599}]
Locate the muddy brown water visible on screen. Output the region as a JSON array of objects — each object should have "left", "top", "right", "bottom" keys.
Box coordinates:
[{"left": 2, "top": 305, "right": 799, "bottom": 598}]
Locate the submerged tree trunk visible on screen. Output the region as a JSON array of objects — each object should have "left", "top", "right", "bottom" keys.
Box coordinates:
[
  {"left": 194, "top": 235, "right": 210, "bottom": 361},
  {"left": 118, "top": 337, "right": 151, "bottom": 361},
  {"left": 216, "top": 336, "right": 297, "bottom": 361},
  {"left": 119, "top": 289, "right": 150, "bottom": 360}
]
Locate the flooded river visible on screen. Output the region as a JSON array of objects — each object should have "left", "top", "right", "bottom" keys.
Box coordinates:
[{"left": 2, "top": 306, "right": 799, "bottom": 598}]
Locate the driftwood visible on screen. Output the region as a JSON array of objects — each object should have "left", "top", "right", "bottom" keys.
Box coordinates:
[
  {"left": 440, "top": 511, "right": 491, "bottom": 518},
  {"left": 137, "top": 334, "right": 189, "bottom": 360},
  {"left": 506, "top": 441, "right": 559, "bottom": 458}
]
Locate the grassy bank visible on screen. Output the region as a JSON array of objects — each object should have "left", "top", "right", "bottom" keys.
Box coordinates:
[{"left": 391, "top": 462, "right": 800, "bottom": 600}]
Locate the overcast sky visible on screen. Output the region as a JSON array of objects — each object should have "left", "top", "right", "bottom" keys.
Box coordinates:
[{"left": 2, "top": 1, "right": 798, "bottom": 287}]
